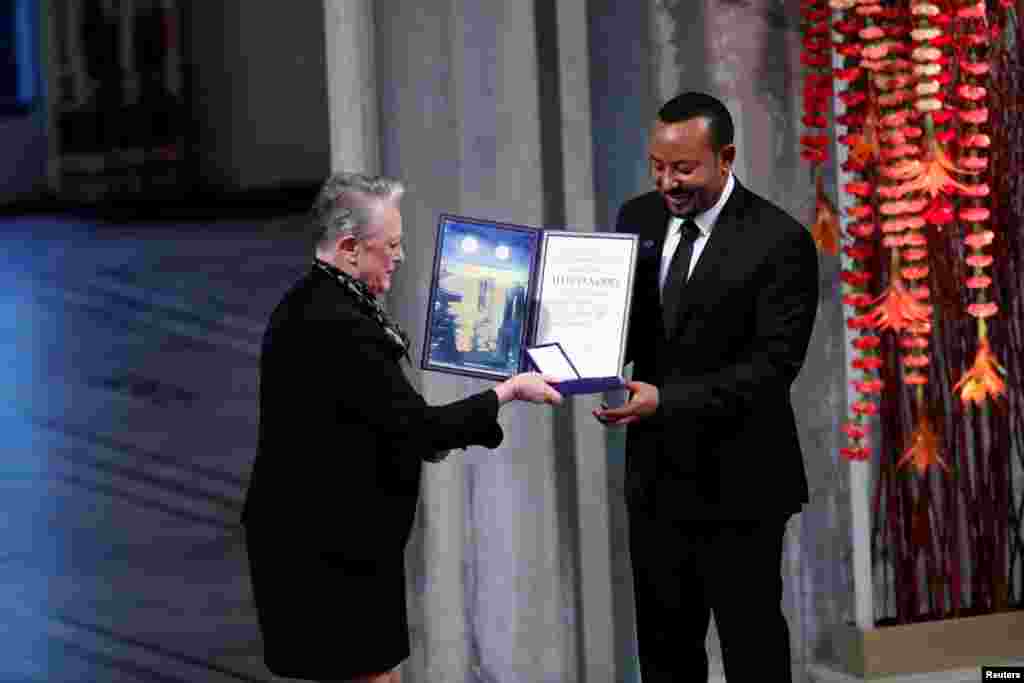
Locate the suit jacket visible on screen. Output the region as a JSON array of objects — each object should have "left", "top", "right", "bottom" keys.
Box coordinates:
[
  {"left": 616, "top": 179, "right": 819, "bottom": 522},
  {"left": 240, "top": 265, "right": 503, "bottom": 677}
]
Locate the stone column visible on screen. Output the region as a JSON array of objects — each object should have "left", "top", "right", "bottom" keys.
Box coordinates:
[
  {"left": 372, "top": 0, "right": 587, "bottom": 680},
  {"left": 323, "top": 0, "right": 379, "bottom": 175}
]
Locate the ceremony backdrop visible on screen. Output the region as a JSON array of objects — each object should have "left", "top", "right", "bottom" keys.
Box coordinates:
[{"left": 332, "top": 1, "right": 851, "bottom": 681}]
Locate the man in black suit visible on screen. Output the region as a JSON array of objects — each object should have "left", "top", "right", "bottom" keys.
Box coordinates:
[{"left": 594, "top": 93, "right": 819, "bottom": 682}]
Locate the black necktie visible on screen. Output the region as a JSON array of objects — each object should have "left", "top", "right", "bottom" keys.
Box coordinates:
[{"left": 662, "top": 218, "right": 701, "bottom": 335}]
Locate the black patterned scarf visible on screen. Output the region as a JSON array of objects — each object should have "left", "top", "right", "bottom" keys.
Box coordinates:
[{"left": 313, "top": 258, "right": 411, "bottom": 359}]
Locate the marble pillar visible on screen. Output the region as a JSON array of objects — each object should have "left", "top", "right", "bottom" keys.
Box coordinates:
[
  {"left": 323, "top": 0, "right": 379, "bottom": 176},
  {"left": 371, "top": 0, "right": 599, "bottom": 680}
]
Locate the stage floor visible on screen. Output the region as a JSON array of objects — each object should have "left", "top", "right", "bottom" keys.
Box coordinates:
[{"left": 0, "top": 214, "right": 312, "bottom": 682}]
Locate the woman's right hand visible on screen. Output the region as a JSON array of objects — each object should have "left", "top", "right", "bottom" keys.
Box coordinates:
[{"left": 494, "top": 372, "right": 563, "bottom": 406}]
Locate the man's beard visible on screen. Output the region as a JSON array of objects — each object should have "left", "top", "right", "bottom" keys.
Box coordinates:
[{"left": 664, "top": 189, "right": 702, "bottom": 217}]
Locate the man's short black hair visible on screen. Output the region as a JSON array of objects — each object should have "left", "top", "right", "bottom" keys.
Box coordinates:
[{"left": 657, "top": 92, "right": 735, "bottom": 152}]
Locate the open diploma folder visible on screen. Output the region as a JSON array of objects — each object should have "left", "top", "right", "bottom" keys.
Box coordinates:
[{"left": 421, "top": 213, "right": 637, "bottom": 395}]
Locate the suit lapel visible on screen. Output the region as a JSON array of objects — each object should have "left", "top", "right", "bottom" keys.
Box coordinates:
[{"left": 667, "top": 182, "right": 750, "bottom": 339}]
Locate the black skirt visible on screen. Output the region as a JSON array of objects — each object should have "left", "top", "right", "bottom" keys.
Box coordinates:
[{"left": 245, "top": 530, "right": 409, "bottom": 680}]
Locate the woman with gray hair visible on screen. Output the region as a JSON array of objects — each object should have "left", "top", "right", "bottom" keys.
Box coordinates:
[{"left": 241, "top": 172, "right": 561, "bottom": 683}]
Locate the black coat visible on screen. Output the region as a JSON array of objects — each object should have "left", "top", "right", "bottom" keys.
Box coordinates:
[
  {"left": 241, "top": 266, "right": 503, "bottom": 679},
  {"left": 615, "top": 180, "right": 819, "bottom": 522}
]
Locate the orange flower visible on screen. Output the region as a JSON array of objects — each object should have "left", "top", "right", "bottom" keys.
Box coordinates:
[
  {"left": 811, "top": 174, "right": 840, "bottom": 255},
  {"left": 953, "top": 338, "right": 1006, "bottom": 405},
  {"left": 897, "top": 415, "right": 949, "bottom": 475},
  {"left": 848, "top": 108, "right": 881, "bottom": 167},
  {"left": 868, "top": 280, "right": 933, "bottom": 332},
  {"left": 886, "top": 139, "right": 978, "bottom": 199}
]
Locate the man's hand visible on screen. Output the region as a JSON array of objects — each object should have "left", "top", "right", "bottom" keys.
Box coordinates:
[
  {"left": 592, "top": 381, "right": 659, "bottom": 426},
  {"left": 495, "top": 372, "right": 563, "bottom": 405}
]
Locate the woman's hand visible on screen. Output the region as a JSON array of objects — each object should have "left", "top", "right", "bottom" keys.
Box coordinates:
[{"left": 494, "top": 372, "right": 563, "bottom": 405}]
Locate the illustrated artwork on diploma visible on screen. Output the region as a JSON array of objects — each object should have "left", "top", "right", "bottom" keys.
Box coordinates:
[{"left": 423, "top": 216, "right": 538, "bottom": 380}]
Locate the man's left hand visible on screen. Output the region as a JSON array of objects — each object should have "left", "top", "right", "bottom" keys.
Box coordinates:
[{"left": 593, "top": 381, "right": 659, "bottom": 426}]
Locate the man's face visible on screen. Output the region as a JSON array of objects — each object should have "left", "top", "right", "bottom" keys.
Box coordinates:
[
  {"left": 648, "top": 117, "right": 734, "bottom": 218},
  {"left": 355, "top": 201, "right": 405, "bottom": 296}
]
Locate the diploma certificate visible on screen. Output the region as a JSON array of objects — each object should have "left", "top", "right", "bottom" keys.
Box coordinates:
[
  {"left": 533, "top": 232, "right": 636, "bottom": 380},
  {"left": 421, "top": 214, "right": 637, "bottom": 391}
]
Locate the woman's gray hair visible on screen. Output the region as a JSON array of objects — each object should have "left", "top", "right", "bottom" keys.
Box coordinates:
[{"left": 312, "top": 172, "right": 405, "bottom": 252}]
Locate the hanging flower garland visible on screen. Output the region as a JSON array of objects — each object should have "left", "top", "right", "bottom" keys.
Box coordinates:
[
  {"left": 832, "top": 0, "right": 881, "bottom": 462},
  {"left": 815, "top": 0, "right": 1011, "bottom": 471},
  {"left": 803, "top": 0, "right": 842, "bottom": 255},
  {"left": 952, "top": 0, "right": 1008, "bottom": 405},
  {"left": 806, "top": 0, "right": 1019, "bottom": 626}
]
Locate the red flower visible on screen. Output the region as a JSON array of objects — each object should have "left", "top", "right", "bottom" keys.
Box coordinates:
[
  {"left": 834, "top": 67, "right": 863, "bottom": 81},
  {"left": 961, "top": 133, "right": 991, "bottom": 148},
  {"left": 840, "top": 91, "right": 868, "bottom": 107},
  {"left": 841, "top": 270, "right": 873, "bottom": 286},
  {"left": 854, "top": 379, "right": 884, "bottom": 394},
  {"left": 853, "top": 335, "right": 881, "bottom": 350},
  {"left": 960, "top": 207, "right": 991, "bottom": 222},
  {"left": 842, "top": 422, "right": 867, "bottom": 440},
  {"left": 961, "top": 60, "right": 990, "bottom": 76},
  {"left": 966, "top": 254, "right": 994, "bottom": 268},
  {"left": 964, "top": 230, "right": 995, "bottom": 248},
  {"left": 837, "top": 112, "right": 866, "bottom": 127},
  {"left": 847, "top": 314, "right": 875, "bottom": 330},
  {"left": 960, "top": 108, "right": 989, "bottom": 124},
  {"left": 800, "top": 52, "right": 830, "bottom": 67},
  {"left": 847, "top": 221, "right": 876, "bottom": 238},
  {"left": 967, "top": 302, "right": 999, "bottom": 319},
  {"left": 852, "top": 400, "right": 878, "bottom": 416},
  {"left": 844, "top": 181, "right": 873, "bottom": 197},
  {"left": 801, "top": 147, "right": 828, "bottom": 163},
  {"left": 841, "top": 446, "right": 872, "bottom": 461},
  {"left": 902, "top": 354, "right": 931, "bottom": 368},
  {"left": 956, "top": 2, "right": 986, "bottom": 19},
  {"left": 957, "top": 84, "right": 988, "bottom": 101},
  {"left": 846, "top": 204, "right": 873, "bottom": 219},
  {"left": 844, "top": 293, "right": 874, "bottom": 307},
  {"left": 901, "top": 265, "right": 930, "bottom": 280},
  {"left": 966, "top": 275, "right": 993, "bottom": 289},
  {"left": 899, "top": 336, "right": 930, "bottom": 350},
  {"left": 843, "top": 243, "right": 874, "bottom": 260},
  {"left": 853, "top": 356, "right": 884, "bottom": 370}
]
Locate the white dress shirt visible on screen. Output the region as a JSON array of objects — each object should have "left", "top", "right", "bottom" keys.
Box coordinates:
[{"left": 659, "top": 172, "right": 736, "bottom": 298}]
